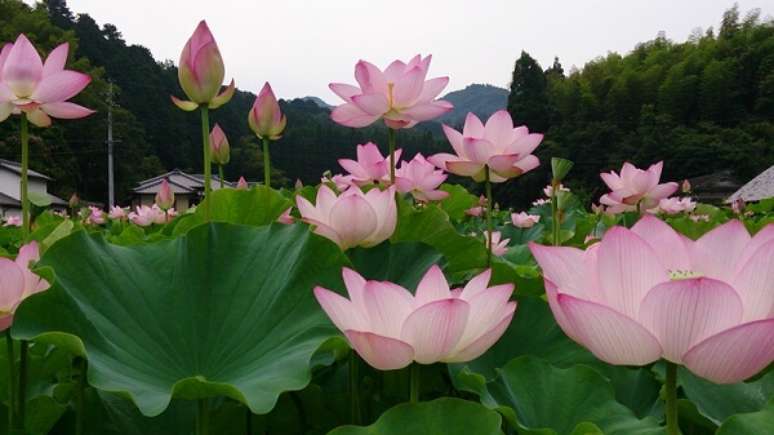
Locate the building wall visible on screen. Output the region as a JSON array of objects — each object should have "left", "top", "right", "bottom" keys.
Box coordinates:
[{"left": 132, "top": 193, "right": 193, "bottom": 212}]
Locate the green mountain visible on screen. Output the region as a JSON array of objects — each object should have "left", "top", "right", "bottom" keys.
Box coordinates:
[{"left": 437, "top": 84, "right": 508, "bottom": 126}]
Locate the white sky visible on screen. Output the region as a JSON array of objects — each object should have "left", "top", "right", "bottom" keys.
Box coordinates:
[{"left": 54, "top": 0, "right": 774, "bottom": 100}]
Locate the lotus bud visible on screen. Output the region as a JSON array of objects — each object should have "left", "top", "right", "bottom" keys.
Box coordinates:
[
  {"left": 682, "top": 179, "right": 692, "bottom": 193},
  {"left": 209, "top": 124, "right": 230, "bottom": 165},
  {"left": 732, "top": 198, "right": 745, "bottom": 215},
  {"left": 155, "top": 179, "right": 175, "bottom": 210},
  {"left": 236, "top": 176, "right": 249, "bottom": 190},
  {"left": 295, "top": 179, "right": 304, "bottom": 190},
  {"left": 172, "top": 20, "right": 235, "bottom": 110},
  {"left": 68, "top": 193, "right": 80, "bottom": 209},
  {"left": 248, "top": 82, "right": 286, "bottom": 140}
]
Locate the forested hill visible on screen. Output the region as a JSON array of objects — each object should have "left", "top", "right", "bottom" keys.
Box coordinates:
[
  {"left": 0, "top": 1, "right": 772, "bottom": 208},
  {"left": 503, "top": 5, "right": 774, "bottom": 206}
]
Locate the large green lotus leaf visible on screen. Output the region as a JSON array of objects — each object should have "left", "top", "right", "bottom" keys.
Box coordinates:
[
  {"left": 173, "top": 186, "right": 291, "bottom": 235},
  {"left": 716, "top": 401, "right": 774, "bottom": 435},
  {"left": 392, "top": 200, "right": 487, "bottom": 273},
  {"left": 484, "top": 356, "right": 663, "bottom": 435},
  {"left": 328, "top": 397, "right": 503, "bottom": 435},
  {"left": 678, "top": 367, "right": 774, "bottom": 425},
  {"left": 347, "top": 241, "right": 444, "bottom": 289},
  {"left": 12, "top": 223, "right": 348, "bottom": 417},
  {"left": 438, "top": 184, "right": 478, "bottom": 222}
]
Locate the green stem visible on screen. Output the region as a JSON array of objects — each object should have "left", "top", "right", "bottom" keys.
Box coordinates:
[
  {"left": 75, "top": 358, "right": 87, "bottom": 435},
  {"left": 218, "top": 165, "right": 225, "bottom": 189},
  {"left": 409, "top": 363, "right": 421, "bottom": 404},
  {"left": 245, "top": 405, "right": 252, "bottom": 435},
  {"left": 387, "top": 128, "right": 396, "bottom": 184},
  {"left": 665, "top": 362, "right": 679, "bottom": 435},
  {"left": 20, "top": 114, "right": 29, "bottom": 239},
  {"left": 262, "top": 137, "right": 271, "bottom": 188},
  {"left": 484, "top": 167, "right": 493, "bottom": 266},
  {"left": 5, "top": 331, "right": 15, "bottom": 433},
  {"left": 200, "top": 106, "right": 212, "bottom": 220},
  {"left": 197, "top": 399, "right": 209, "bottom": 435},
  {"left": 551, "top": 180, "right": 560, "bottom": 246},
  {"left": 17, "top": 341, "right": 27, "bottom": 427},
  {"left": 349, "top": 352, "right": 361, "bottom": 424}
]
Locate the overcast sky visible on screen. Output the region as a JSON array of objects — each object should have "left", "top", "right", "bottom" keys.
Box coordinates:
[{"left": 57, "top": 0, "right": 774, "bottom": 101}]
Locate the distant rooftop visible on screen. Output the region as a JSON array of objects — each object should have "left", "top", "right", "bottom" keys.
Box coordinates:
[
  {"left": 0, "top": 159, "right": 52, "bottom": 180},
  {"left": 726, "top": 165, "right": 774, "bottom": 203}
]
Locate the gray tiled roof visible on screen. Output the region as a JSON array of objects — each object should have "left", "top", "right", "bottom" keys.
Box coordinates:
[{"left": 726, "top": 165, "right": 774, "bottom": 203}]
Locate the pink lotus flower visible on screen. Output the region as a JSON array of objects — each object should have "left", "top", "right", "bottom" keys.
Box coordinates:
[
  {"left": 277, "top": 208, "right": 294, "bottom": 225},
  {"left": 429, "top": 111, "right": 542, "bottom": 182},
  {"left": 248, "top": 82, "right": 286, "bottom": 140},
  {"left": 0, "top": 242, "right": 50, "bottom": 330},
  {"left": 394, "top": 154, "right": 449, "bottom": 202},
  {"left": 329, "top": 54, "right": 452, "bottom": 129},
  {"left": 532, "top": 198, "right": 550, "bottom": 207},
  {"left": 155, "top": 179, "right": 175, "bottom": 210},
  {"left": 511, "top": 212, "right": 540, "bottom": 228},
  {"left": 236, "top": 176, "right": 249, "bottom": 190},
  {"left": 128, "top": 204, "right": 166, "bottom": 227},
  {"left": 209, "top": 123, "right": 230, "bottom": 165},
  {"left": 3, "top": 215, "right": 21, "bottom": 227},
  {"left": 465, "top": 195, "right": 487, "bottom": 217},
  {"left": 731, "top": 198, "right": 745, "bottom": 215},
  {"left": 338, "top": 142, "right": 401, "bottom": 186},
  {"left": 599, "top": 162, "right": 678, "bottom": 213},
  {"left": 0, "top": 35, "right": 93, "bottom": 127},
  {"left": 85, "top": 206, "right": 105, "bottom": 225},
  {"left": 543, "top": 184, "right": 569, "bottom": 198},
  {"left": 652, "top": 197, "right": 697, "bottom": 215},
  {"left": 321, "top": 174, "right": 356, "bottom": 192},
  {"left": 171, "top": 21, "right": 234, "bottom": 111},
  {"left": 108, "top": 206, "right": 128, "bottom": 220},
  {"left": 690, "top": 214, "right": 710, "bottom": 223},
  {"left": 485, "top": 231, "right": 509, "bottom": 256},
  {"left": 296, "top": 185, "right": 397, "bottom": 250},
  {"left": 529, "top": 216, "right": 774, "bottom": 383},
  {"left": 314, "top": 266, "right": 516, "bottom": 370}
]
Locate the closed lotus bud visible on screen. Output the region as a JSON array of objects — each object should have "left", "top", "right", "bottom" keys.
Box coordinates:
[
  {"left": 248, "top": 82, "right": 286, "bottom": 140},
  {"left": 732, "top": 198, "right": 745, "bottom": 215},
  {"left": 172, "top": 20, "right": 235, "bottom": 111},
  {"left": 295, "top": 179, "right": 304, "bottom": 190},
  {"left": 682, "top": 179, "right": 692, "bottom": 194},
  {"left": 236, "top": 176, "right": 249, "bottom": 190},
  {"left": 68, "top": 193, "right": 79, "bottom": 209},
  {"left": 155, "top": 179, "right": 175, "bottom": 210},
  {"left": 209, "top": 124, "right": 230, "bottom": 165}
]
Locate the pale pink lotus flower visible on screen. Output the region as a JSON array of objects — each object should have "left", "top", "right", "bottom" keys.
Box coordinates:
[
  {"left": 85, "top": 206, "right": 105, "bottom": 225},
  {"left": 171, "top": 21, "right": 234, "bottom": 111},
  {"left": 394, "top": 154, "right": 448, "bottom": 202},
  {"left": 248, "top": 82, "right": 286, "bottom": 140},
  {"left": 321, "top": 174, "right": 356, "bottom": 192},
  {"left": 591, "top": 203, "right": 606, "bottom": 215},
  {"left": 690, "top": 214, "right": 710, "bottom": 223},
  {"left": 511, "top": 212, "right": 540, "bottom": 228},
  {"left": 485, "top": 231, "right": 509, "bottom": 256},
  {"left": 682, "top": 179, "right": 692, "bottom": 193},
  {"left": 731, "top": 198, "right": 745, "bottom": 215},
  {"left": 165, "top": 208, "right": 178, "bottom": 221},
  {"left": 599, "top": 161, "right": 678, "bottom": 213},
  {"left": 296, "top": 185, "right": 397, "bottom": 251},
  {"left": 338, "top": 142, "right": 402, "bottom": 186},
  {"left": 0, "top": 242, "right": 50, "bottom": 330},
  {"left": 465, "top": 195, "right": 487, "bottom": 217},
  {"left": 128, "top": 204, "right": 166, "bottom": 227},
  {"left": 529, "top": 216, "right": 774, "bottom": 383},
  {"left": 108, "top": 206, "right": 128, "bottom": 220},
  {"left": 155, "top": 179, "right": 175, "bottom": 210},
  {"left": 543, "top": 184, "right": 569, "bottom": 198},
  {"left": 652, "top": 197, "right": 697, "bottom": 215},
  {"left": 314, "top": 266, "right": 516, "bottom": 370},
  {"left": 209, "top": 123, "right": 230, "bottom": 165},
  {"left": 532, "top": 198, "right": 550, "bottom": 207},
  {"left": 236, "top": 176, "right": 249, "bottom": 190},
  {"left": 3, "top": 215, "right": 21, "bottom": 227},
  {"left": 428, "top": 111, "right": 542, "bottom": 182},
  {"left": 329, "top": 54, "right": 452, "bottom": 129},
  {"left": 277, "top": 208, "right": 294, "bottom": 225},
  {"left": 0, "top": 34, "right": 94, "bottom": 127}
]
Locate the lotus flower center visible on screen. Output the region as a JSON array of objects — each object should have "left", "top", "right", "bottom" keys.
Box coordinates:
[
  {"left": 386, "top": 82, "right": 396, "bottom": 111},
  {"left": 668, "top": 270, "right": 703, "bottom": 280}
]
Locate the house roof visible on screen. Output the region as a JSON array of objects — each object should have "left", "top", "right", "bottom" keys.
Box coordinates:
[
  {"left": 726, "top": 165, "right": 774, "bottom": 203},
  {"left": 0, "top": 159, "right": 52, "bottom": 180},
  {"left": 687, "top": 169, "right": 743, "bottom": 203},
  {"left": 133, "top": 169, "right": 234, "bottom": 194},
  {"left": 0, "top": 192, "right": 67, "bottom": 208}
]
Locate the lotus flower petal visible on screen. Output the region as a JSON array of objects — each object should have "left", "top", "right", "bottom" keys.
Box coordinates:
[
  {"left": 400, "top": 298, "right": 470, "bottom": 364},
  {"left": 345, "top": 330, "right": 414, "bottom": 370}
]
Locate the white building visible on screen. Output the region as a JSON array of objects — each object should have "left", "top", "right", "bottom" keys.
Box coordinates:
[
  {"left": 0, "top": 159, "right": 67, "bottom": 218},
  {"left": 132, "top": 169, "right": 233, "bottom": 212}
]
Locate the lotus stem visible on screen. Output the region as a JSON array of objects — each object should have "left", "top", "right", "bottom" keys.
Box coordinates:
[
  {"left": 410, "top": 363, "right": 421, "bottom": 404},
  {"left": 200, "top": 105, "right": 212, "bottom": 220},
  {"left": 245, "top": 406, "right": 252, "bottom": 435},
  {"left": 76, "top": 357, "right": 87, "bottom": 435},
  {"left": 5, "top": 330, "right": 16, "bottom": 432},
  {"left": 197, "top": 399, "right": 209, "bottom": 435},
  {"left": 388, "top": 128, "right": 396, "bottom": 184},
  {"left": 485, "top": 167, "right": 493, "bottom": 266},
  {"left": 262, "top": 137, "right": 271, "bottom": 188},
  {"left": 218, "top": 165, "right": 225, "bottom": 189},
  {"left": 665, "top": 361, "right": 679, "bottom": 435},
  {"left": 551, "top": 179, "right": 560, "bottom": 246},
  {"left": 17, "top": 341, "right": 27, "bottom": 428},
  {"left": 20, "top": 113, "right": 29, "bottom": 238},
  {"left": 349, "top": 352, "right": 361, "bottom": 424}
]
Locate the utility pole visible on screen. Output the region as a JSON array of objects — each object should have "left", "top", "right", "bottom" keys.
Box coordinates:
[{"left": 107, "top": 81, "right": 115, "bottom": 207}]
